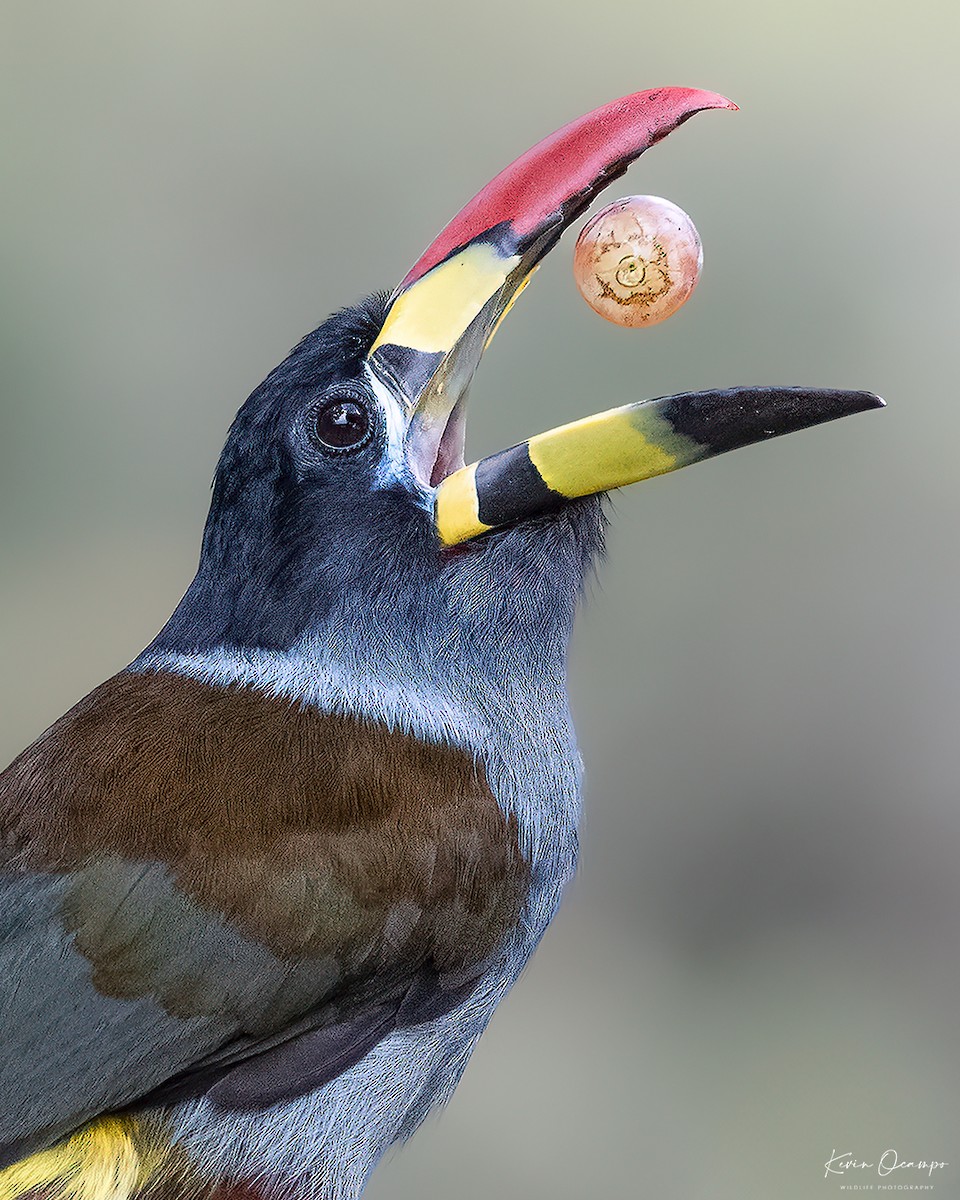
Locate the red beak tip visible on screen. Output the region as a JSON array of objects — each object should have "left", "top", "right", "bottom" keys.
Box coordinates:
[{"left": 691, "top": 89, "right": 737, "bottom": 111}]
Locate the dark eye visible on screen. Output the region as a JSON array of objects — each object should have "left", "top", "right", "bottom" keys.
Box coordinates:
[{"left": 311, "top": 397, "right": 372, "bottom": 452}]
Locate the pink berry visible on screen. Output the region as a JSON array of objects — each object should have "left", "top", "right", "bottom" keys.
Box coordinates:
[{"left": 573, "top": 195, "right": 702, "bottom": 327}]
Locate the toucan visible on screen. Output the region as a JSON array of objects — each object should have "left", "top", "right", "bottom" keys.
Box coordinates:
[{"left": 0, "top": 87, "right": 881, "bottom": 1200}]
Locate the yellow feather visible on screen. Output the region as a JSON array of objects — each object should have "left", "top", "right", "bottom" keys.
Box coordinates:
[{"left": 0, "top": 1117, "right": 173, "bottom": 1200}]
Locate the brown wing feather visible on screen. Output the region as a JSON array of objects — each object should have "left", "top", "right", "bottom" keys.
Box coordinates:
[{"left": 0, "top": 668, "right": 528, "bottom": 1154}]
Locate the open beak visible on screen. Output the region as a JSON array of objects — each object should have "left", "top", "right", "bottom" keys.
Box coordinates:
[{"left": 364, "top": 87, "right": 883, "bottom": 544}]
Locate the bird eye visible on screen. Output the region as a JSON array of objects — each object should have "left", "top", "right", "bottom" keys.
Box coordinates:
[{"left": 311, "top": 397, "right": 372, "bottom": 452}]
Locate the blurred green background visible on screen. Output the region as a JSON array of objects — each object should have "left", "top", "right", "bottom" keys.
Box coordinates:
[{"left": 2, "top": 1, "right": 958, "bottom": 1196}]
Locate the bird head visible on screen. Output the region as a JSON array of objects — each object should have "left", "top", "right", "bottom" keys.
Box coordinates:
[{"left": 151, "top": 88, "right": 880, "bottom": 669}]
